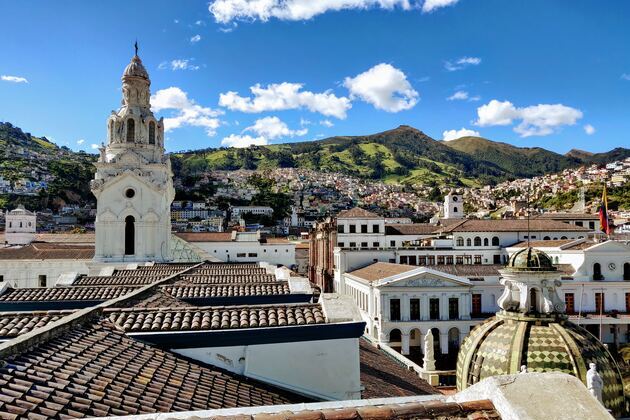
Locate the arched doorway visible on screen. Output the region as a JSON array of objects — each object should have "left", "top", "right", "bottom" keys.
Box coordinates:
[
  {"left": 429, "top": 328, "right": 441, "bottom": 355},
  {"left": 389, "top": 329, "right": 402, "bottom": 350},
  {"left": 448, "top": 327, "right": 460, "bottom": 355},
  {"left": 409, "top": 328, "right": 422, "bottom": 361},
  {"left": 125, "top": 215, "right": 135, "bottom": 255}
]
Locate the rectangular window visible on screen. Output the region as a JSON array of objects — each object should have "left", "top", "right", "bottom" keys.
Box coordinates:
[
  {"left": 408, "top": 255, "right": 417, "bottom": 265},
  {"left": 361, "top": 224, "right": 368, "bottom": 233},
  {"left": 474, "top": 255, "right": 482, "bottom": 265},
  {"left": 465, "top": 255, "right": 473, "bottom": 264},
  {"left": 456, "top": 256, "right": 464, "bottom": 265},
  {"left": 429, "top": 298, "right": 440, "bottom": 320},
  {"left": 575, "top": 221, "right": 583, "bottom": 227},
  {"left": 390, "top": 299, "right": 401, "bottom": 321},
  {"left": 248, "top": 253, "right": 257, "bottom": 257},
  {"left": 472, "top": 294, "right": 482, "bottom": 316},
  {"left": 390, "top": 240, "right": 396, "bottom": 247},
  {"left": 38, "top": 275, "right": 47, "bottom": 288},
  {"left": 446, "top": 256, "right": 454, "bottom": 265},
  {"left": 372, "top": 242, "right": 379, "bottom": 247},
  {"left": 349, "top": 242, "right": 356, "bottom": 248},
  {"left": 349, "top": 224, "right": 356, "bottom": 233},
  {"left": 565, "top": 293, "right": 575, "bottom": 314},
  {"left": 389, "top": 258, "right": 396, "bottom": 263},
  {"left": 338, "top": 242, "right": 344, "bottom": 247},
  {"left": 361, "top": 242, "right": 368, "bottom": 248},
  {"left": 419, "top": 256, "right": 427, "bottom": 266},
  {"left": 428, "top": 256, "right": 435, "bottom": 265},
  {"left": 595, "top": 293, "right": 605, "bottom": 314},
  {"left": 626, "top": 293, "right": 630, "bottom": 313},
  {"left": 493, "top": 254, "right": 501, "bottom": 264},
  {"left": 410, "top": 299, "right": 420, "bottom": 320},
  {"left": 449, "top": 297, "right": 459, "bottom": 320},
  {"left": 373, "top": 225, "right": 380, "bottom": 233},
  {"left": 589, "top": 222, "right": 595, "bottom": 230},
  {"left": 437, "top": 255, "right": 445, "bottom": 265},
  {"left": 400, "top": 255, "right": 408, "bottom": 265},
  {"left": 237, "top": 253, "right": 246, "bottom": 258},
  {"left": 337, "top": 225, "right": 345, "bottom": 233}
]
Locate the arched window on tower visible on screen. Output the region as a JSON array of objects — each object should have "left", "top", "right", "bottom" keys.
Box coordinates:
[
  {"left": 593, "top": 263, "right": 603, "bottom": 281},
  {"left": 149, "top": 121, "right": 155, "bottom": 145},
  {"left": 492, "top": 236, "right": 500, "bottom": 246},
  {"left": 125, "top": 215, "right": 135, "bottom": 255},
  {"left": 126, "top": 119, "right": 135, "bottom": 142},
  {"left": 623, "top": 263, "right": 630, "bottom": 281}
]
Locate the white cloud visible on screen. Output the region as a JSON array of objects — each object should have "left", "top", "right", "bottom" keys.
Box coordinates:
[
  {"left": 244, "top": 116, "right": 307, "bottom": 139},
  {"left": 1, "top": 75, "right": 28, "bottom": 83},
  {"left": 320, "top": 119, "right": 334, "bottom": 127},
  {"left": 77, "top": 139, "right": 85, "bottom": 145},
  {"left": 343, "top": 63, "right": 419, "bottom": 112},
  {"left": 209, "top": 0, "right": 420, "bottom": 23},
  {"left": 442, "top": 128, "right": 480, "bottom": 141},
  {"left": 422, "top": 0, "right": 458, "bottom": 12},
  {"left": 195, "top": 20, "right": 205, "bottom": 25},
  {"left": 221, "top": 134, "right": 268, "bottom": 148},
  {"left": 190, "top": 34, "right": 202, "bottom": 43},
  {"left": 151, "top": 87, "right": 224, "bottom": 136},
  {"left": 584, "top": 124, "right": 596, "bottom": 135},
  {"left": 444, "top": 56, "right": 481, "bottom": 72},
  {"left": 446, "top": 90, "right": 468, "bottom": 101},
  {"left": 621, "top": 73, "right": 630, "bottom": 81},
  {"left": 158, "top": 59, "right": 200, "bottom": 71},
  {"left": 475, "top": 99, "right": 583, "bottom": 137},
  {"left": 91, "top": 144, "right": 100, "bottom": 150},
  {"left": 219, "top": 82, "right": 351, "bottom": 119},
  {"left": 300, "top": 117, "right": 311, "bottom": 126}
]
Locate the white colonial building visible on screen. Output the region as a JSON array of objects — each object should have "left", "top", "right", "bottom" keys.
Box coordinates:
[
  {"left": 4, "top": 205, "right": 36, "bottom": 245},
  {"left": 90, "top": 47, "right": 174, "bottom": 263}
]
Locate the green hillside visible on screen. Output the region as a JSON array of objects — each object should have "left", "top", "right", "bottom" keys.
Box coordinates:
[{"left": 445, "top": 136, "right": 582, "bottom": 178}]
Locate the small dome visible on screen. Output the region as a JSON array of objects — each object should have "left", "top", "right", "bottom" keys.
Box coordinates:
[
  {"left": 507, "top": 247, "right": 556, "bottom": 271},
  {"left": 456, "top": 313, "right": 625, "bottom": 415},
  {"left": 122, "top": 55, "right": 149, "bottom": 80}
]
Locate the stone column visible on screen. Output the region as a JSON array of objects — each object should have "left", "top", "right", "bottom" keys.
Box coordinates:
[
  {"left": 401, "top": 332, "right": 410, "bottom": 355},
  {"left": 421, "top": 295, "right": 429, "bottom": 320},
  {"left": 402, "top": 293, "right": 409, "bottom": 321},
  {"left": 458, "top": 294, "right": 465, "bottom": 320},
  {"left": 440, "top": 293, "right": 448, "bottom": 321}
]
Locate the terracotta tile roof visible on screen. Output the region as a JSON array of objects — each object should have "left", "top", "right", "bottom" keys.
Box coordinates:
[
  {"left": 385, "top": 223, "right": 436, "bottom": 235},
  {"left": 175, "top": 232, "right": 234, "bottom": 242},
  {"left": 0, "top": 286, "right": 139, "bottom": 302},
  {"left": 534, "top": 212, "right": 599, "bottom": 220},
  {"left": 347, "top": 262, "right": 417, "bottom": 282},
  {"left": 205, "top": 399, "right": 499, "bottom": 420},
  {"left": 0, "top": 310, "right": 74, "bottom": 339},
  {"left": 177, "top": 274, "right": 277, "bottom": 284},
  {"left": 337, "top": 207, "right": 381, "bottom": 219},
  {"left": 106, "top": 303, "right": 326, "bottom": 332},
  {"left": 187, "top": 268, "right": 268, "bottom": 276},
  {"left": 0, "top": 243, "right": 94, "bottom": 260},
  {"left": 431, "top": 265, "right": 503, "bottom": 277},
  {"left": 119, "top": 289, "right": 194, "bottom": 309},
  {"left": 262, "top": 237, "right": 292, "bottom": 244},
  {"left": 162, "top": 283, "right": 291, "bottom": 299},
  {"left": 0, "top": 233, "right": 96, "bottom": 244},
  {"left": 0, "top": 320, "right": 303, "bottom": 418},
  {"left": 436, "top": 219, "right": 590, "bottom": 233},
  {"left": 359, "top": 339, "right": 437, "bottom": 398},
  {"left": 73, "top": 276, "right": 159, "bottom": 286},
  {"left": 561, "top": 241, "right": 598, "bottom": 250}
]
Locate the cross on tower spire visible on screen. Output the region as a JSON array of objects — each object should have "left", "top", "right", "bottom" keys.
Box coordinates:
[{"left": 134, "top": 40, "right": 138, "bottom": 56}]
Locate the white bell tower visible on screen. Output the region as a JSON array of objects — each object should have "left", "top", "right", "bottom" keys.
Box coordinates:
[
  {"left": 444, "top": 191, "right": 464, "bottom": 219},
  {"left": 90, "top": 44, "right": 174, "bottom": 262}
]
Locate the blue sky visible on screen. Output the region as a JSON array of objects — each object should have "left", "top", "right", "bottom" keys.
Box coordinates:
[{"left": 0, "top": 0, "right": 629, "bottom": 154}]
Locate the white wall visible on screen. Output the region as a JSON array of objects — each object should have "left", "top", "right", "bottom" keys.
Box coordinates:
[
  {"left": 173, "top": 337, "right": 361, "bottom": 401},
  {"left": 193, "top": 241, "right": 296, "bottom": 267},
  {"left": 0, "top": 259, "right": 90, "bottom": 288}
]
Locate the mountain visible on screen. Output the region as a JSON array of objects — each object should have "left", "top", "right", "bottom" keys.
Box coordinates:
[
  {"left": 444, "top": 136, "right": 582, "bottom": 178},
  {"left": 0, "top": 122, "right": 96, "bottom": 210},
  {"left": 565, "top": 148, "right": 593, "bottom": 161}
]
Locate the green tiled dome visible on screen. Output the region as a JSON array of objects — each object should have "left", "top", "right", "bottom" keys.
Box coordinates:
[
  {"left": 507, "top": 247, "right": 556, "bottom": 271},
  {"left": 456, "top": 311, "right": 625, "bottom": 416}
]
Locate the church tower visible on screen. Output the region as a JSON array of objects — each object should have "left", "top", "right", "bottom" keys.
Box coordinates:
[
  {"left": 91, "top": 45, "right": 174, "bottom": 262},
  {"left": 444, "top": 190, "right": 464, "bottom": 219}
]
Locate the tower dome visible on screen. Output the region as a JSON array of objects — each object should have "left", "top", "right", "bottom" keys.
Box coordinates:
[
  {"left": 122, "top": 54, "right": 149, "bottom": 80},
  {"left": 507, "top": 246, "right": 556, "bottom": 271},
  {"left": 456, "top": 247, "right": 625, "bottom": 416}
]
